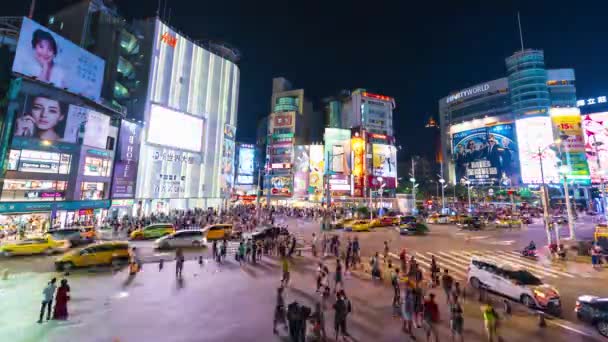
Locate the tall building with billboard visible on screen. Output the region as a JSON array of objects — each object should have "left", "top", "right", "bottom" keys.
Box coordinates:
[
  {"left": 129, "top": 18, "right": 240, "bottom": 213},
  {"left": 439, "top": 49, "right": 580, "bottom": 188}
]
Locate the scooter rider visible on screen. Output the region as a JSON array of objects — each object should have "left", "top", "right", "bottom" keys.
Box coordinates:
[{"left": 524, "top": 240, "right": 536, "bottom": 253}]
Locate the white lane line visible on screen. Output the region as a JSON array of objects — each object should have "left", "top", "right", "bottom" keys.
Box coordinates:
[
  {"left": 469, "top": 235, "right": 490, "bottom": 240},
  {"left": 493, "top": 251, "right": 576, "bottom": 278},
  {"left": 415, "top": 252, "right": 467, "bottom": 278},
  {"left": 548, "top": 319, "right": 601, "bottom": 339},
  {"left": 461, "top": 251, "right": 557, "bottom": 279},
  {"left": 430, "top": 252, "right": 470, "bottom": 271}
]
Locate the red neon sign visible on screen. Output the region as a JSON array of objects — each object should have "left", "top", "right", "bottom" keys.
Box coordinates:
[
  {"left": 161, "top": 32, "right": 178, "bottom": 48},
  {"left": 362, "top": 92, "right": 392, "bottom": 102},
  {"left": 369, "top": 133, "right": 387, "bottom": 140}
]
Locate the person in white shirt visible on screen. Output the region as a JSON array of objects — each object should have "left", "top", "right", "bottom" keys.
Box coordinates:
[{"left": 38, "top": 278, "right": 57, "bottom": 323}]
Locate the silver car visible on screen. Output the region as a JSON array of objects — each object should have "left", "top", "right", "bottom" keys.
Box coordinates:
[{"left": 155, "top": 230, "right": 207, "bottom": 249}]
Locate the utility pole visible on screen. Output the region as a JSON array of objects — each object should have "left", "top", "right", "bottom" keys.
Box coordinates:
[
  {"left": 256, "top": 168, "right": 263, "bottom": 222},
  {"left": 409, "top": 157, "right": 417, "bottom": 215},
  {"left": 593, "top": 135, "right": 608, "bottom": 223}
]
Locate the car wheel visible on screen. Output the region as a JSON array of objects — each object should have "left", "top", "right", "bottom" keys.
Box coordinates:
[
  {"left": 111, "top": 258, "right": 125, "bottom": 267},
  {"left": 2, "top": 251, "right": 12, "bottom": 257},
  {"left": 521, "top": 294, "right": 535, "bottom": 308},
  {"left": 43, "top": 248, "right": 54, "bottom": 255},
  {"left": 61, "top": 262, "right": 75, "bottom": 271},
  {"left": 597, "top": 321, "right": 608, "bottom": 337},
  {"left": 469, "top": 277, "right": 481, "bottom": 289},
  {"left": 192, "top": 240, "right": 201, "bottom": 247}
]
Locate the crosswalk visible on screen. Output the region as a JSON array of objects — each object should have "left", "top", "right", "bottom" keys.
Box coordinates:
[{"left": 388, "top": 249, "right": 577, "bottom": 281}]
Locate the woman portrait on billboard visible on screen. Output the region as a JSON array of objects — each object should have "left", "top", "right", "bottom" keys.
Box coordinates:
[
  {"left": 13, "top": 95, "right": 68, "bottom": 141},
  {"left": 29, "top": 29, "right": 65, "bottom": 86}
]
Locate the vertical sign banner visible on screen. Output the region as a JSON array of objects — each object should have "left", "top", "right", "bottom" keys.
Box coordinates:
[
  {"left": 309, "top": 145, "right": 324, "bottom": 194},
  {"left": 221, "top": 124, "right": 236, "bottom": 196},
  {"left": 516, "top": 116, "right": 560, "bottom": 184},
  {"left": 582, "top": 113, "right": 608, "bottom": 183},
  {"left": 351, "top": 137, "right": 365, "bottom": 197},
  {"left": 294, "top": 146, "right": 310, "bottom": 197},
  {"left": 550, "top": 108, "right": 591, "bottom": 185},
  {"left": 372, "top": 144, "right": 397, "bottom": 178},
  {"left": 111, "top": 121, "right": 141, "bottom": 198},
  {"left": 323, "top": 128, "right": 351, "bottom": 174}
]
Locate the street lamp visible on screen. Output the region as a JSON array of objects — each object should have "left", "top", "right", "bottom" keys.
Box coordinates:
[
  {"left": 409, "top": 177, "right": 417, "bottom": 215},
  {"left": 592, "top": 136, "right": 608, "bottom": 223},
  {"left": 462, "top": 178, "right": 472, "bottom": 213},
  {"left": 558, "top": 165, "right": 576, "bottom": 240},
  {"left": 438, "top": 177, "right": 445, "bottom": 214},
  {"left": 377, "top": 176, "right": 385, "bottom": 210}
]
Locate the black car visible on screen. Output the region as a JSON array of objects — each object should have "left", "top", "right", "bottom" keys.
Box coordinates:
[
  {"left": 248, "top": 225, "right": 289, "bottom": 241},
  {"left": 46, "top": 228, "right": 93, "bottom": 247},
  {"left": 576, "top": 295, "right": 608, "bottom": 337}
]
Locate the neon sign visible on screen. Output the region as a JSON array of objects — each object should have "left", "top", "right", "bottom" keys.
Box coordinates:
[{"left": 161, "top": 32, "right": 178, "bottom": 48}]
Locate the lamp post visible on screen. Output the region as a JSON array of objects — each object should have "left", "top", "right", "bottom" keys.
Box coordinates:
[
  {"left": 558, "top": 165, "right": 576, "bottom": 240},
  {"left": 439, "top": 177, "right": 445, "bottom": 214},
  {"left": 465, "top": 179, "right": 472, "bottom": 213},
  {"left": 377, "top": 176, "right": 385, "bottom": 210},
  {"left": 536, "top": 145, "right": 554, "bottom": 246},
  {"left": 256, "top": 167, "right": 263, "bottom": 222}
]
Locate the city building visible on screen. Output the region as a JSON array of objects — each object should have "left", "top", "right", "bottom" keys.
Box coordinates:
[
  {"left": 437, "top": 48, "right": 596, "bottom": 209},
  {"left": 0, "top": 16, "right": 122, "bottom": 232}
]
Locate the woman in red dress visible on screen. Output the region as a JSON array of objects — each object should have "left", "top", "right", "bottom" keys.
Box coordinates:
[{"left": 53, "top": 279, "right": 70, "bottom": 320}]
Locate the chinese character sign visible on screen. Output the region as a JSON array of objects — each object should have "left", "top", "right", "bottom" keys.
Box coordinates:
[
  {"left": 111, "top": 121, "right": 142, "bottom": 198},
  {"left": 582, "top": 113, "right": 608, "bottom": 183},
  {"left": 550, "top": 108, "right": 590, "bottom": 185}
]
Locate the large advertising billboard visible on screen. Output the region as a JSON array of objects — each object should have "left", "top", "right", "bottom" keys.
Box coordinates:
[
  {"left": 237, "top": 145, "right": 255, "bottom": 176},
  {"left": 139, "top": 146, "right": 202, "bottom": 198},
  {"left": 269, "top": 112, "right": 295, "bottom": 131},
  {"left": 516, "top": 116, "right": 560, "bottom": 184},
  {"left": 270, "top": 175, "right": 292, "bottom": 197},
  {"left": 309, "top": 145, "right": 324, "bottom": 194},
  {"left": 452, "top": 123, "right": 519, "bottom": 185},
  {"left": 111, "top": 121, "right": 141, "bottom": 199},
  {"left": 582, "top": 113, "right": 608, "bottom": 183},
  {"left": 550, "top": 108, "right": 591, "bottom": 185},
  {"left": 294, "top": 145, "right": 310, "bottom": 173},
  {"left": 372, "top": 144, "right": 397, "bottom": 178},
  {"left": 294, "top": 172, "right": 309, "bottom": 197},
  {"left": 324, "top": 128, "right": 351, "bottom": 174},
  {"left": 65, "top": 105, "right": 110, "bottom": 149},
  {"left": 12, "top": 17, "right": 105, "bottom": 101},
  {"left": 221, "top": 124, "right": 236, "bottom": 195},
  {"left": 147, "top": 104, "right": 204, "bottom": 152}
]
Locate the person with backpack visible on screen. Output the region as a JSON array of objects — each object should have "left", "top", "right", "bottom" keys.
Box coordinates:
[
  {"left": 441, "top": 269, "right": 454, "bottom": 304},
  {"left": 423, "top": 293, "right": 440, "bottom": 342},
  {"left": 333, "top": 290, "right": 352, "bottom": 341},
  {"left": 450, "top": 295, "right": 464, "bottom": 342},
  {"left": 481, "top": 302, "right": 499, "bottom": 342}
]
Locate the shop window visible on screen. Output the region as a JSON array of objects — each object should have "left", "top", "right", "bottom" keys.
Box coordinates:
[
  {"left": 1, "top": 179, "right": 66, "bottom": 202},
  {"left": 81, "top": 182, "right": 105, "bottom": 200},
  {"left": 83, "top": 157, "right": 112, "bottom": 177},
  {"left": 8, "top": 149, "right": 71, "bottom": 174}
]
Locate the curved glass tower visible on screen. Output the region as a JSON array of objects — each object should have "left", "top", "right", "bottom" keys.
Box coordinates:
[{"left": 505, "top": 49, "right": 551, "bottom": 117}]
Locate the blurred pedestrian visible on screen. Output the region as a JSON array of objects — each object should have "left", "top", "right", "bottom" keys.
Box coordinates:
[
  {"left": 402, "top": 284, "right": 415, "bottom": 338},
  {"left": 212, "top": 240, "right": 218, "bottom": 261},
  {"left": 38, "top": 278, "right": 56, "bottom": 323},
  {"left": 53, "top": 279, "right": 70, "bottom": 320},
  {"left": 441, "top": 269, "right": 454, "bottom": 303},
  {"left": 272, "top": 287, "right": 287, "bottom": 335},
  {"left": 333, "top": 290, "right": 352, "bottom": 341},
  {"left": 383, "top": 241, "right": 390, "bottom": 263},
  {"left": 281, "top": 257, "right": 290, "bottom": 287},
  {"left": 481, "top": 301, "right": 498, "bottom": 342},
  {"left": 175, "top": 248, "right": 185, "bottom": 278},
  {"left": 310, "top": 302, "right": 326, "bottom": 341},
  {"left": 334, "top": 259, "right": 344, "bottom": 293},
  {"left": 220, "top": 239, "right": 227, "bottom": 262},
  {"left": 423, "top": 293, "right": 440, "bottom": 342},
  {"left": 311, "top": 232, "right": 318, "bottom": 257},
  {"left": 450, "top": 296, "right": 464, "bottom": 342},
  {"left": 238, "top": 241, "right": 245, "bottom": 265}
]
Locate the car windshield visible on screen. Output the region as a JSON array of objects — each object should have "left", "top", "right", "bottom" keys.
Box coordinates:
[
  {"left": 507, "top": 270, "right": 543, "bottom": 285},
  {"left": 401, "top": 216, "right": 416, "bottom": 223},
  {"left": 49, "top": 230, "right": 78, "bottom": 237}
]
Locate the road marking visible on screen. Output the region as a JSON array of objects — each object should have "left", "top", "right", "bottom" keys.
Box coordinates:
[
  {"left": 415, "top": 252, "right": 467, "bottom": 278},
  {"left": 462, "top": 251, "right": 557, "bottom": 278},
  {"left": 493, "top": 251, "right": 576, "bottom": 278},
  {"left": 547, "top": 319, "right": 600, "bottom": 339},
  {"left": 469, "top": 235, "right": 490, "bottom": 240},
  {"left": 430, "top": 252, "right": 470, "bottom": 271}
]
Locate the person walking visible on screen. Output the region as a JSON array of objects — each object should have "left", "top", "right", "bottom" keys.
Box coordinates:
[
  {"left": 273, "top": 287, "right": 287, "bottom": 335},
  {"left": 334, "top": 259, "right": 344, "bottom": 293},
  {"left": 220, "top": 239, "right": 227, "bottom": 263},
  {"left": 333, "top": 290, "right": 352, "bottom": 341},
  {"left": 175, "top": 248, "right": 185, "bottom": 278},
  {"left": 450, "top": 296, "right": 464, "bottom": 342},
  {"left": 53, "top": 279, "right": 70, "bottom": 320},
  {"left": 412, "top": 285, "right": 424, "bottom": 329},
  {"left": 212, "top": 240, "right": 218, "bottom": 262},
  {"left": 399, "top": 248, "right": 407, "bottom": 274},
  {"left": 352, "top": 236, "right": 360, "bottom": 267},
  {"left": 38, "top": 278, "right": 57, "bottom": 323},
  {"left": 310, "top": 302, "right": 326, "bottom": 341},
  {"left": 383, "top": 241, "right": 390, "bottom": 263},
  {"left": 481, "top": 301, "right": 498, "bottom": 342},
  {"left": 281, "top": 257, "right": 290, "bottom": 287},
  {"left": 423, "top": 293, "right": 440, "bottom": 342},
  {"left": 311, "top": 232, "right": 318, "bottom": 258},
  {"left": 252, "top": 239, "right": 258, "bottom": 264},
  {"left": 371, "top": 252, "right": 381, "bottom": 280},
  {"left": 441, "top": 269, "right": 454, "bottom": 304},
  {"left": 402, "top": 284, "right": 416, "bottom": 339},
  {"left": 391, "top": 268, "right": 401, "bottom": 315},
  {"left": 238, "top": 241, "right": 245, "bottom": 265},
  {"left": 430, "top": 256, "right": 439, "bottom": 287}
]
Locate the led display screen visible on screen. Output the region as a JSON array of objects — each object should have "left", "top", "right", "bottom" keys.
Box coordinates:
[
  {"left": 550, "top": 108, "right": 590, "bottom": 184},
  {"left": 516, "top": 117, "right": 560, "bottom": 184},
  {"left": 237, "top": 146, "right": 255, "bottom": 176},
  {"left": 372, "top": 144, "right": 397, "bottom": 178},
  {"left": 12, "top": 17, "right": 105, "bottom": 101},
  {"left": 147, "top": 104, "right": 203, "bottom": 152},
  {"left": 324, "top": 128, "right": 351, "bottom": 174},
  {"left": 582, "top": 113, "right": 608, "bottom": 183},
  {"left": 309, "top": 145, "right": 324, "bottom": 194}
]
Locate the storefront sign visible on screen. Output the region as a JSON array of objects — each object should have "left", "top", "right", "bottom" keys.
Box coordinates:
[
  {"left": 0, "top": 199, "right": 110, "bottom": 213},
  {"left": 111, "top": 121, "right": 142, "bottom": 199},
  {"left": 550, "top": 108, "right": 591, "bottom": 185},
  {"left": 78, "top": 208, "right": 94, "bottom": 215},
  {"left": 446, "top": 83, "right": 490, "bottom": 104},
  {"left": 111, "top": 199, "right": 134, "bottom": 207},
  {"left": 24, "top": 191, "right": 63, "bottom": 199},
  {"left": 577, "top": 96, "right": 607, "bottom": 107}
]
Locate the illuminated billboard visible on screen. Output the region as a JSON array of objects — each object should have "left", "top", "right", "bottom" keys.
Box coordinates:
[
  {"left": 237, "top": 146, "right": 255, "bottom": 176},
  {"left": 148, "top": 104, "right": 204, "bottom": 152},
  {"left": 270, "top": 175, "right": 292, "bottom": 197},
  {"left": 582, "top": 113, "right": 608, "bottom": 183},
  {"left": 138, "top": 145, "right": 202, "bottom": 198},
  {"left": 309, "top": 145, "right": 324, "bottom": 194},
  {"left": 516, "top": 116, "right": 560, "bottom": 184},
  {"left": 12, "top": 17, "right": 105, "bottom": 101},
  {"left": 550, "top": 108, "right": 590, "bottom": 185},
  {"left": 372, "top": 144, "right": 397, "bottom": 178},
  {"left": 452, "top": 123, "right": 519, "bottom": 185},
  {"left": 111, "top": 121, "right": 141, "bottom": 199},
  {"left": 324, "top": 128, "right": 351, "bottom": 174},
  {"left": 293, "top": 172, "right": 309, "bottom": 197},
  {"left": 294, "top": 145, "right": 310, "bottom": 173}
]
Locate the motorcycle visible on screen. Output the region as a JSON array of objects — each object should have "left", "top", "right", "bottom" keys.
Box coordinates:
[{"left": 520, "top": 248, "right": 538, "bottom": 259}]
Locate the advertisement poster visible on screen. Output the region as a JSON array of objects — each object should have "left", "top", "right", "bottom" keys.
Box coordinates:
[
  {"left": 372, "top": 144, "right": 397, "bottom": 178},
  {"left": 237, "top": 146, "right": 255, "bottom": 176},
  {"left": 329, "top": 174, "right": 351, "bottom": 195},
  {"left": 139, "top": 146, "right": 202, "bottom": 198},
  {"left": 293, "top": 172, "right": 309, "bottom": 197},
  {"left": 111, "top": 121, "right": 141, "bottom": 199},
  {"left": 582, "top": 113, "right": 608, "bottom": 183},
  {"left": 147, "top": 104, "right": 204, "bottom": 152},
  {"left": 270, "top": 175, "right": 292, "bottom": 196},
  {"left": 220, "top": 124, "right": 236, "bottom": 195},
  {"left": 550, "top": 108, "right": 590, "bottom": 184},
  {"left": 269, "top": 112, "right": 295, "bottom": 130},
  {"left": 324, "top": 128, "right": 351, "bottom": 174},
  {"left": 452, "top": 123, "right": 519, "bottom": 185},
  {"left": 12, "top": 17, "right": 105, "bottom": 101},
  {"left": 294, "top": 145, "right": 310, "bottom": 173},
  {"left": 309, "top": 145, "right": 324, "bottom": 194},
  {"left": 83, "top": 110, "right": 110, "bottom": 149},
  {"left": 516, "top": 117, "right": 560, "bottom": 184},
  {"left": 224, "top": 124, "right": 236, "bottom": 140}
]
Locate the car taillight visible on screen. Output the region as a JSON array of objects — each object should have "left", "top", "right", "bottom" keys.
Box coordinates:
[{"left": 575, "top": 301, "right": 581, "bottom": 312}]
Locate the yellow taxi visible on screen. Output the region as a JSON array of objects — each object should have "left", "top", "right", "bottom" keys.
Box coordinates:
[
  {"left": 370, "top": 218, "right": 383, "bottom": 228},
  {"left": 594, "top": 224, "right": 608, "bottom": 243},
  {"left": 55, "top": 241, "right": 130, "bottom": 271},
  {"left": 344, "top": 220, "right": 373, "bottom": 232},
  {"left": 202, "top": 224, "right": 233, "bottom": 240},
  {"left": 495, "top": 216, "right": 522, "bottom": 228},
  {"left": 0, "top": 236, "right": 68, "bottom": 257},
  {"left": 331, "top": 218, "right": 356, "bottom": 229},
  {"left": 129, "top": 223, "right": 175, "bottom": 240}
]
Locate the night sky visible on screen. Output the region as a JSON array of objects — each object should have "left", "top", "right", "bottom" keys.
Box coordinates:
[{"left": 8, "top": 0, "right": 608, "bottom": 158}]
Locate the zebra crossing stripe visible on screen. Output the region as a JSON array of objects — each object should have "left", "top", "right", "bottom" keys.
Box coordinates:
[
  {"left": 493, "top": 251, "right": 576, "bottom": 278},
  {"left": 459, "top": 251, "right": 557, "bottom": 279},
  {"left": 429, "top": 252, "right": 470, "bottom": 271},
  {"left": 414, "top": 252, "right": 468, "bottom": 278}
]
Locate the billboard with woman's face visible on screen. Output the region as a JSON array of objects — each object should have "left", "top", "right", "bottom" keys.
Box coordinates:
[
  {"left": 12, "top": 93, "right": 72, "bottom": 142},
  {"left": 12, "top": 17, "right": 105, "bottom": 101}
]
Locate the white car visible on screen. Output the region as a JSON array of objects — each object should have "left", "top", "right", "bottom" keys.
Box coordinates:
[
  {"left": 154, "top": 230, "right": 207, "bottom": 249},
  {"left": 467, "top": 259, "right": 561, "bottom": 314}
]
